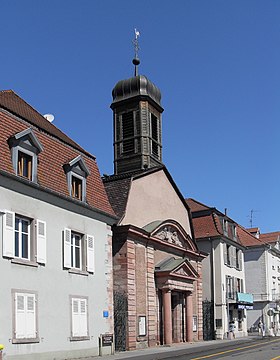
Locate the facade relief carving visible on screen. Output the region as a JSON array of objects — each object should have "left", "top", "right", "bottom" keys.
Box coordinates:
[
  {"left": 175, "top": 267, "right": 189, "bottom": 277},
  {"left": 155, "top": 226, "right": 184, "bottom": 247}
]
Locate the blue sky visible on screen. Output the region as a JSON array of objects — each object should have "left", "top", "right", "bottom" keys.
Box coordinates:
[{"left": 1, "top": 0, "right": 280, "bottom": 232}]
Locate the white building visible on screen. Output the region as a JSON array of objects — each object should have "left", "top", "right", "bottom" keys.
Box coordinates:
[
  {"left": 186, "top": 199, "right": 253, "bottom": 340},
  {"left": 0, "top": 90, "right": 116, "bottom": 359},
  {"left": 242, "top": 228, "right": 280, "bottom": 335}
]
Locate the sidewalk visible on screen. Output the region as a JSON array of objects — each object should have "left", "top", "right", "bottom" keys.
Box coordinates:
[{"left": 77, "top": 335, "right": 262, "bottom": 360}]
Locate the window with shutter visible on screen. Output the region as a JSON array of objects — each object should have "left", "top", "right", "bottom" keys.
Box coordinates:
[
  {"left": 3, "top": 212, "right": 46, "bottom": 265},
  {"left": 70, "top": 297, "right": 89, "bottom": 340},
  {"left": 13, "top": 291, "right": 38, "bottom": 343},
  {"left": 64, "top": 230, "right": 93, "bottom": 274}
]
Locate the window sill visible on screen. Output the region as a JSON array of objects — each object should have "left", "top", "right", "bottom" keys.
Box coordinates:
[
  {"left": 11, "top": 258, "right": 38, "bottom": 267},
  {"left": 12, "top": 337, "right": 40, "bottom": 344},
  {"left": 68, "top": 268, "right": 89, "bottom": 276},
  {"left": 70, "top": 336, "right": 90, "bottom": 342}
]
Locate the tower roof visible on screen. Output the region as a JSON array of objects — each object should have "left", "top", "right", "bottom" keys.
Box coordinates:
[{"left": 111, "top": 75, "right": 162, "bottom": 110}]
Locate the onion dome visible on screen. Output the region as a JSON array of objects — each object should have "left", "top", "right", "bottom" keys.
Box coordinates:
[{"left": 112, "top": 74, "right": 162, "bottom": 109}]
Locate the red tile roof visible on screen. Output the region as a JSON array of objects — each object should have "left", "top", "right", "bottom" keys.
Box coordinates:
[
  {"left": 260, "top": 231, "right": 280, "bottom": 243},
  {"left": 0, "top": 90, "right": 115, "bottom": 217},
  {"left": 186, "top": 198, "right": 212, "bottom": 212},
  {"left": 237, "top": 225, "right": 266, "bottom": 247},
  {"left": 191, "top": 213, "right": 221, "bottom": 238}
]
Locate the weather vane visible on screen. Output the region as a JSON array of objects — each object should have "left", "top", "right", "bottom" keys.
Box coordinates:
[{"left": 132, "top": 28, "right": 140, "bottom": 76}]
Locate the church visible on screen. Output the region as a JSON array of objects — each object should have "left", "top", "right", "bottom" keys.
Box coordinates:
[{"left": 103, "top": 48, "right": 206, "bottom": 350}]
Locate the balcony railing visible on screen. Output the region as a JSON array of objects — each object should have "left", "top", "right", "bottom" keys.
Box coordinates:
[{"left": 253, "top": 293, "right": 280, "bottom": 302}]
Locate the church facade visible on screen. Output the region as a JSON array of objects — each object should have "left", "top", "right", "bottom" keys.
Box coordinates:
[{"left": 103, "top": 59, "right": 205, "bottom": 350}]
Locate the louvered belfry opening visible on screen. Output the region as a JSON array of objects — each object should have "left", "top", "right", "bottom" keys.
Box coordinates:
[
  {"left": 111, "top": 75, "right": 164, "bottom": 175},
  {"left": 122, "top": 111, "right": 135, "bottom": 154},
  {"left": 151, "top": 113, "right": 159, "bottom": 157}
]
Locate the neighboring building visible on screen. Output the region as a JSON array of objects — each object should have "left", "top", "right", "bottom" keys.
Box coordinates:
[
  {"left": 186, "top": 198, "right": 253, "bottom": 340},
  {"left": 0, "top": 90, "right": 116, "bottom": 359},
  {"left": 103, "top": 58, "right": 205, "bottom": 351},
  {"left": 241, "top": 228, "right": 280, "bottom": 335}
]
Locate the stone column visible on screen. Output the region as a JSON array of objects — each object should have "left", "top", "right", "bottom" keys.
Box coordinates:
[
  {"left": 163, "top": 289, "right": 172, "bottom": 345},
  {"left": 186, "top": 292, "right": 193, "bottom": 342}
]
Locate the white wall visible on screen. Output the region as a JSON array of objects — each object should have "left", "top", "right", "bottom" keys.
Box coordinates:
[{"left": 0, "top": 185, "right": 113, "bottom": 360}]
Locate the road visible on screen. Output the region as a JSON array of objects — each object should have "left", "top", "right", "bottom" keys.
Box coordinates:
[{"left": 105, "top": 337, "right": 280, "bottom": 360}]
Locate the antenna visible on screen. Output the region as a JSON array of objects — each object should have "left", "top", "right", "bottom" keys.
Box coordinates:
[
  {"left": 132, "top": 28, "right": 140, "bottom": 76},
  {"left": 248, "top": 209, "right": 259, "bottom": 228},
  {"left": 44, "top": 114, "right": 55, "bottom": 123}
]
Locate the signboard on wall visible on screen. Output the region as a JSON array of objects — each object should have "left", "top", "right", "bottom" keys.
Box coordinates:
[
  {"left": 193, "top": 315, "right": 197, "bottom": 332},
  {"left": 138, "top": 316, "right": 146, "bottom": 336},
  {"left": 101, "top": 334, "right": 113, "bottom": 347}
]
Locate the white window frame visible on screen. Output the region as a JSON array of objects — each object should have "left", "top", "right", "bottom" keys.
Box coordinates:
[
  {"left": 70, "top": 172, "right": 85, "bottom": 202},
  {"left": 70, "top": 296, "right": 89, "bottom": 341},
  {"left": 15, "top": 215, "right": 31, "bottom": 260},
  {"left": 12, "top": 289, "right": 39, "bottom": 344},
  {"left": 71, "top": 232, "right": 82, "bottom": 270}
]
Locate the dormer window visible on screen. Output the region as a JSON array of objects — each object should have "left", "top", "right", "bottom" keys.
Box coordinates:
[
  {"left": 9, "top": 128, "right": 43, "bottom": 183},
  {"left": 64, "top": 155, "right": 90, "bottom": 202},
  {"left": 220, "top": 218, "right": 228, "bottom": 236}
]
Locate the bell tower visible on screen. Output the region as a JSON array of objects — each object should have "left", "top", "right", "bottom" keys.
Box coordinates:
[{"left": 111, "top": 30, "right": 164, "bottom": 175}]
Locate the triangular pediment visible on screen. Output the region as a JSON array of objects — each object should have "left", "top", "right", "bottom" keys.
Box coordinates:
[
  {"left": 172, "top": 262, "right": 198, "bottom": 279},
  {"left": 10, "top": 127, "right": 43, "bottom": 153},
  {"left": 64, "top": 155, "right": 90, "bottom": 177},
  {"left": 155, "top": 256, "right": 199, "bottom": 280},
  {"left": 148, "top": 220, "right": 197, "bottom": 252}
]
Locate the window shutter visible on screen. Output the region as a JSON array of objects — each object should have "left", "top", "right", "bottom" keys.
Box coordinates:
[
  {"left": 232, "top": 247, "right": 237, "bottom": 268},
  {"left": 238, "top": 250, "right": 243, "bottom": 271},
  {"left": 3, "top": 211, "right": 15, "bottom": 258},
  {"left": 36, "top": 220, "right": 46, "bottom": 264},
  {"left": 80, "top": 299, "right": 88, "bottom": 336},
  {"left": 86, "top": 235, "right": 95, "bottom": 273},
  {"left": 64, "top": 228, "right": 72, "bottom": 268},
  {"left": 26, "top": 295, "right": 36, "bottom": 338},
  {"left": 15, "top": 293, "right": 26, "bottom": 339},
  {"left": 72, "top": 298, "right": 80, "bottom": 337},
  {"left": 223, "top": 243, "right": 227, "bottom": 265}
]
